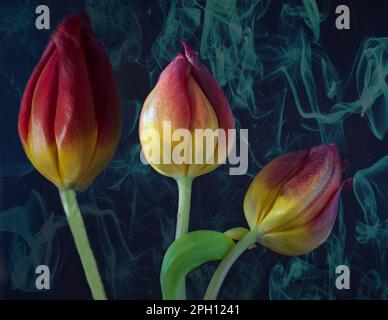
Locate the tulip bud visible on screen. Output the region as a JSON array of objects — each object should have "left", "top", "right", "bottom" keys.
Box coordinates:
[
  {"left": 139, "top": 43, "right": 234, "bottom": 179},
  {"left": 244, "top": 144, "right": 349, "bottom": 256},
  {"left": 18, "top": 12, "right": 121, "bottom": 191}
]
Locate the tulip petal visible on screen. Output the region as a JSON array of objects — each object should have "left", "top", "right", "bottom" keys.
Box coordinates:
[
  {"left": 183, "top": 43, "right": 234, "bottom": 132},
  {"left": 186, "top": 75, "right": 219, "bottom": 177},
  {"left": 52, "top": 13, "right": 98, "bottom": 188},
  {"left": 282, "top": 145, "right": 342, "bottom": 230},
  {"left": 259, "top": 145, "right": 335, "bottom": 233},
  {"left": 140, "top": 54, "right": 191, "bottom": 131},
  {"left": 73, "top": 14, "right": 122, "bottom": 190},
  {"left": 258, "top": 184, "right": 342, "bottom": 256},
  {"left": 19, "top": 41, "right": 56, "bottom": 146},
  {"left": 184, "top": 43, "right": 235, "bottom": 166},
  {"left": 26, "top": 49, "right": 62, "bottom": 186},
  {"left": 139, "top": 54, "right": 191, "bottom": 178},
  {"left": 243, "top": 149, "right": 309, "bottom": 229}
]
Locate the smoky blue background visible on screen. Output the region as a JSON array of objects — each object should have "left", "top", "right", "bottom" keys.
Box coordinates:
[{"left": 0, "top": 0, "right": 388, "bottom": 299}]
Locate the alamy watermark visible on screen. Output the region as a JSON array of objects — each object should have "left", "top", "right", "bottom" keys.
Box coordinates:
[{"left": 140, "top": 121, "right": 249, "bottom": 175}]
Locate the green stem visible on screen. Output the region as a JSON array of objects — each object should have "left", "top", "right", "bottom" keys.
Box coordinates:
[
  {"left": 204, "top": 230, "right": 259, "bottom": 300},
  {"left": 175, "top": 177, "right": 193, "bottom": 239},
  {"left": 59, "top": 189, "right": 107, "bottom": 300},
  {"left": 173, "top": 177, "right": 193, "bottom": 300}
]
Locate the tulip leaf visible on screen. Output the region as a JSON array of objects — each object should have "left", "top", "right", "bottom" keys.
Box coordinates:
[
  {"left": 160, "top": 230, "right": 235, "bottom": 300},
  {"left": 224, "top": 227, "right": 256, "bottom": 249},
  {"left": 224, "top": 227, "right": 250, "bottom": 240}
]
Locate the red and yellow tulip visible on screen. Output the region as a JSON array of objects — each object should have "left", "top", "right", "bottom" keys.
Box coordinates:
[
  {"left": 205, "top": 144, "right": 351, "bottom": 299},
  {"left": 18, "top": 12, "right": 121, "bottom": 191},
  {"left": 139, "top": 43, "right": 235, "bottom": 179},
  {"left": 244, "top": 144, "right": 349, "bottom": 256}
]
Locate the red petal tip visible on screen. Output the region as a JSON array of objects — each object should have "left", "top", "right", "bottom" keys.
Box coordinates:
[
  {"left": 56, "top": 10, "right": 92, "bottom": 37},
  {"left": 182, "top": 42, "right": 198, "bottom": 63}
]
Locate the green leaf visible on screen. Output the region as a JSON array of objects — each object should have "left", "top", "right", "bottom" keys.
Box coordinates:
[
  {"left": 160, "top": 230, "right": 235, "bottom": 300},
  {"left": 224, "top": 227, "right": 256, "bottom": 249},
  {"left": 224, "top": 227, "right": 250, "bottom": 241}
]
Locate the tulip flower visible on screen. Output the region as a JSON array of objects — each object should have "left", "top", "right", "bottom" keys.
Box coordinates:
[
  {"left": 204, "top": 144, "right": 351, "bottom": 299},
  {"left": 19, "top": 12, "right": 121, "bottom": 192},
  {"left": 139, "top": 43, "right": 234, "bottom": 239},
  {"left": 140, "top": 44, "right": 234, "bottom": 299},
  {"left": 140, "top": 43, "right": 234, "bottom": 181},
  {"left": 18, "top": 12, "right": 121, "bottom": 299}
]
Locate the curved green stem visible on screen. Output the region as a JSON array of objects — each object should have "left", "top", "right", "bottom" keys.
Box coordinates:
[
  {"left": 175, "top": 178, "right": 193, "bottom": 239},
  {"left": 204, "top": 230, "right": 259, "bottom": 300},
  {"left": 59, "top": 189, "right": 107, "bottom": 300},
  {"left": 173, "top": 177, "right": 193, "bottom": 300}
]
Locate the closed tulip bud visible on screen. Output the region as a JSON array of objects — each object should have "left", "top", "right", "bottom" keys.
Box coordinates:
[
  {"left": 18, "top": 12, "right": 121, "bottom": 191},
  {"left": 205, "top": 144, "right": 352, "bottom": 300},
  {"left": 244, "top": 144, "right": 350, "bottom": 256},
  {"left": 139, "top": 43, "right": 235, "bottom": 179}
]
